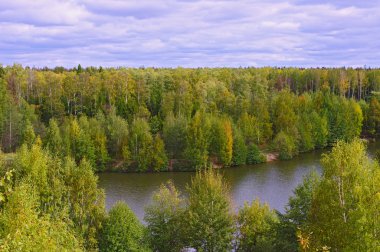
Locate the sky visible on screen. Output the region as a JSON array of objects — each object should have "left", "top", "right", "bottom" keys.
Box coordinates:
[{"left": 0, "top": 0, "right": 379, "bottom": 68}]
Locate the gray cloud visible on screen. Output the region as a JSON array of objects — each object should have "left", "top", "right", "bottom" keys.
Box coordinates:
[{"left": 0, "top": 0, "right": 379, "bottom": 67}]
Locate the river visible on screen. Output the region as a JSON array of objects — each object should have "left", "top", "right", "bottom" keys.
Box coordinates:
[{"left": 98, "top": 141, "right": 380, "bottom": 221}]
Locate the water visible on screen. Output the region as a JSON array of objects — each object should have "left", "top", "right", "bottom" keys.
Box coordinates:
[{"left": 98, "top": 141, "right": 380, "bottom": 221}]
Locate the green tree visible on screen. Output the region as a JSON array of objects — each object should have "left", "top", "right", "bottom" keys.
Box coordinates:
[
  {"left": 162, "top": 113, "right": 187, "bottom": 159},
  {"left": 236, "top": 199, "right": 278, "bottom": 252},
  {"left": 186, "top": 169, "right": 234, "bottom": 251},
  {"left": 20, "top": 119, "right": 35, "bottom": 147},
  {"left": 273, "top": 131, "right": 298, "bottom": 160},
  {"left": 231, "top": 126, "right": 247, "bottom": 166},
  {"left": 309, "top": 112, "right": 328, "bottom": 149},
  {"left": 367, "top": 97, "right": 380, "bottom": 135},
  {"left": 129, "top": 118, "right": 153, "bottom": 171},
  {"left": 274, "top": 171, "right": 320, "bottom": 252},
  {"left": 307, "top": 139, "right": 380, "bottom": 251},
  {"left": 44, "top": 118, "right": 63, "bottom": 155},
  {"left": 0, "top": 183, "right": 82, "bottom": 251},
  {"left": 100, "top": 201, "right": 148, "bottom": 252},
  {"left": 64, "top": 158, "right": 105, "bottom": 250},
  {"left": 145, "top": 181, "right": 185, "bottom": 252},
  {"left": 151, "top": 135, "right": 168, "bottom": 172},
  {"left": 184, "top": 111, "right": 211, "bottom": 169},
  {"left": 246, "top": 143, "right": 266, "bottom": 165},
  {"left": 209, "top": 117, "right": 233, "bottom": 166}
]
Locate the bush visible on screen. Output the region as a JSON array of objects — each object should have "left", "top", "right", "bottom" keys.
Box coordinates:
[{"left": 246, "top": 143, "right": 266, "bottom": 164}]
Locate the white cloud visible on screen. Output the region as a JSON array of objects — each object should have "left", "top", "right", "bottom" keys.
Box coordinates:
[{"left": 0, "top": 0, "right": 379, "bottom": 67}]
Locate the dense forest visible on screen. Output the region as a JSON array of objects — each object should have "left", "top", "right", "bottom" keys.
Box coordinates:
[
  {"left": 1, "top": 65, "right": 380, "bottom": 172},
  {"left": 0, "top": 65, "right": 380, "bottom": 250}
]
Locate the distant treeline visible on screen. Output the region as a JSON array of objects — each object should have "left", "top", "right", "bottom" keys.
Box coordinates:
[{"left": 1, "top": 65, "right": 380, "bottom": 171}]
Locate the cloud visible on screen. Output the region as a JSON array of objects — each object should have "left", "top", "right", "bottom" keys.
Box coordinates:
[{"left": 0, "top": 0, "right": 379, "bottom": 67}]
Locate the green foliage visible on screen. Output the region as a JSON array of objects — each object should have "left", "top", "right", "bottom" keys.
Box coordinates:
[
  {"left": 145, "top": 181, "right": 185, "bottom": 252},
  {"left": 150, "top": 135, "right": 168, "bottom": 172},
  {"left": 186, "top": 169, "right": 234, "bottom": 251},
  {"left": 20, "top": 119, "right": 35, "bottom": 147},
  {"left": 274, "top": 171, "right": 320, "bottom": 252},
  {"left": 100, "top": 201, "right": 148, "bottom": 252},
  {"left": 306, "top": 139, "right": 380, "bottom": 251},
  {"left": 0, "top": 66, "right": 373, "bottom": 171},
  {"left": 44, "top": 118, "right": 63, "bottom": 155},
  {"left": 366, "top": 97, "right": 380, "bottom": 135},
  {"left": 184, "top": 111, "right": 211, "bottom": 169},
  {"left": 129, "top": 118, "right": 153, "bottom": 171},
  {"left": 232, "top": 126, "right": 247, "bottom": 166},
  {"left": 100, "top": 109, "right": 130, "bottom": 162},
  {"left": 162, "top": 113, "right": 187, "bottom": 159},
  {"left": 246, "top": 143, "right": 266, "bottom": 164},
  {"left": 274, "top": 131, "right": 298, "bottom": 160},
  {"left": 0, "top": 183, "right": 83, "bottom": 251},
  {"left": 310, "top": 112, "right": 328, "bottom": 149},
  {"left": 10, "top": 143, "right": 105, "bottom": 250},
  {"left": 65, "top": 158, "right": 105, "bottom": 249},
  {"left": 235, "top": 199, "right": 278, "bottom": 252},
  {"left": 209, "top": 117, "right": 233, "bottom": 166}
]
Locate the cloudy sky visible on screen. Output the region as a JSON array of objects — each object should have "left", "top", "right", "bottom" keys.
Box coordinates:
[{"left": 1, "top": 0, "right": 379, "bottom": 68}]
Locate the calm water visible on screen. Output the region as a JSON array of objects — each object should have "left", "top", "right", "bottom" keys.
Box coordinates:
[{"left": 98, "top": 141, "right": 380, "bottom": 221}]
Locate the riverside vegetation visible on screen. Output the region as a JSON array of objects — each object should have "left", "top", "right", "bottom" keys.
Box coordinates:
[{"left": 0, "top": 65, "right": 380, "bottom": 250}]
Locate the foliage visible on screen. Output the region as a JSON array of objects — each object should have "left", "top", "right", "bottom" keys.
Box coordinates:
[
  {"left": 274, "top": 171, "right": 320, "bottom": 252},
  {"left": 0, "top": 66, "right": 375, "bottom": 171},
  {"left": 184, "top": 111, "right": 211, "bottom": 169},
  {"left": 231, "top": 126, "right": 247, "bottom": 166},
  {"left": 145, "top": 181, "right": 185, "bottom": 252},
  {"left": 150, "top": 134, "right": 168, "bottom": 172},
  {"left": 274, "top": 131, "right": 298, "bottom": 160},
  {"left": 186, "top": 169, "right": 234, "bottom": 251},
  {"left": 246, "top": 143, "right": 266, "bottom": 164},
  {"left": 100, "top": 201, "right": 148, "bottom": 252},
  {"left": 306, "top": 139, "right": 380, "bottom": 251},
  {"left": 235, "top": 199, "right": 278, "bottom": 252},
  {"left": 0, "top": 183, "right": 82, "bottom": 251}
]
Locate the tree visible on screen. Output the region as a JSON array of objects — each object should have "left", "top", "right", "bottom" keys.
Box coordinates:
[
  {"left": 367, "top": 97, "right": 380, "bottom": 135},
  {"left": 274, "top": 171, "right": 320, "bottom": 252},
  {"left": 309, "top": 112, "right": 328, "bottom": 149},
  {"left": 145, "top": 181, "right": 185, "bottom": 252},
  {"left": 0, "top": 183, "right": 82, "bottom": 251},
  {"left": 184, "top": 111, "right": 211, "bottom": 169},
  {"left": 150, "top": 135, "right": 168, "bottom": 172},
  {"left": 231, "top": 126, "right": 247, "bottom": 166},
  {"left": 306, "top": 139, "right": 380, "bottom": 251},
  {"left": 44, "top": 118, "right": 63, "bottom": 155},
  {"left": 236, "top": 199, "right": 278, "bottom": 252},
  {"left": 273, "top": 131, "right": 298, "bottom": 160},
  {"left": 64, "top": 158, "right": 105, "bottom": 250},
  {"left": 209, "top": 117, "right": 233, "bottom": 166},
  {"left": 246, "top": 143, "right": 266, "bottom": 164},
  {"left": 100, "top": 201, "right": 148, "bottom": 252},
  {"left": 129, "top": 118, "right": 153, "bottom": 171},
  {"left": 20, "top": 119, "right": 35, "bottom": 147},
  {"left": 88, "top": 117, "right": 109, "bottom": 170},
  {"left": 162, "top": 113, "right": 187, "bottom": 159},
  {"left": 186, "top": 169, "right": 234, "bottom": 251}
]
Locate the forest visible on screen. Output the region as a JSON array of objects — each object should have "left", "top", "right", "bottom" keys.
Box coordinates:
[
  {"left": 0, "top": 65, "right": 380, "bottom": 251},
  {"left": 1, "top": 65, "right": 380, "bottom": 171}
]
